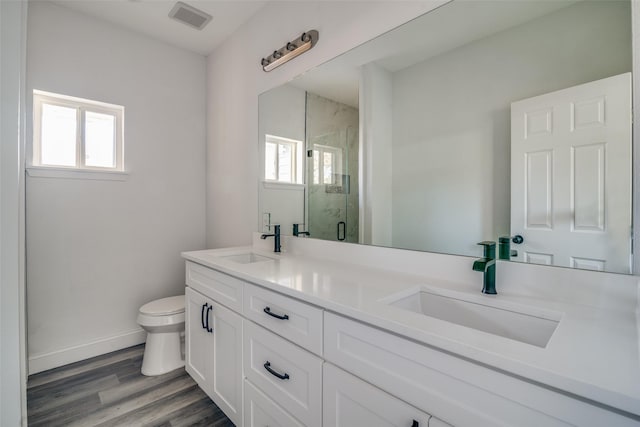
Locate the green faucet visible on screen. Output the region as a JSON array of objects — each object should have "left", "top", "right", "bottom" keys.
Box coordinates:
[{"left": 473, "top": 241, "right": 496, "bottom": 294}]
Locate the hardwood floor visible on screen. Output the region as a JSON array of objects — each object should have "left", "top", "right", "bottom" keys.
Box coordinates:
[{"left": 27, "top": 344, "right": 234, "bottom": 427}]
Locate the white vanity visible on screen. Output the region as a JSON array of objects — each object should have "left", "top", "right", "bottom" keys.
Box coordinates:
[{"left": 182, "top": 235, "right": 640, "bottom": 427}]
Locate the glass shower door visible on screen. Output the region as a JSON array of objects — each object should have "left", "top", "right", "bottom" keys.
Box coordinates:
[
  {"left": 304, "top": 91, "right": 359, "bottom": 243},
  {"left": 306, "top": 126, "right": 358, "bottom": 243}
]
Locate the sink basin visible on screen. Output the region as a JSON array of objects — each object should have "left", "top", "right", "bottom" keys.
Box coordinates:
[
  {"left": 387, "top": 289, "right": 560, "bottom": 347},
  {"left": 220, "top": 252, "right": 275, "bottom": 264}
]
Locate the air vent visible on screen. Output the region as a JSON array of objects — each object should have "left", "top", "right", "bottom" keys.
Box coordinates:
[{"left": 169, "top": 2, "right": 212, "bottom": 30}]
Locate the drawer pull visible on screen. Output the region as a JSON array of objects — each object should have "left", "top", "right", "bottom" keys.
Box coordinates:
[
  {"left": 206, "top": 305, "right": 213, "bottom": 333},
  {"left": 263, "top": 361, "right": 290, "bottom": 380},
  {"left": 263, "top": 306, "right": 289, "bottom": 320},
  {"left": 201, "top": 303, "right": 208, "bottom": 330},
  {"left": 411, "top": 421, "right": 419, "bottom": 427}
]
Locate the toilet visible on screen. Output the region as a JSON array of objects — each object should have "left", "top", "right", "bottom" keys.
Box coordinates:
[{"left": 137, "top": 295, "right": 185, "bottom": 376}]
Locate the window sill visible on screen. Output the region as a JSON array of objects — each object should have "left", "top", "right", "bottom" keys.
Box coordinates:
[
  {"left": 27, "top": 166, "right": 129, "bottom": 181},
  {"left": 262, "top": 181, "right": 305, "bottom": 191}
]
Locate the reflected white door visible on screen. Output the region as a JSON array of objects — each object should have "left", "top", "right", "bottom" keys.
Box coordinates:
[{"left": 510, "top": 73, "right": 632, "bottom": 273}]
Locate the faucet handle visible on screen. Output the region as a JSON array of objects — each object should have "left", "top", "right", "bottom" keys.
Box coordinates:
[{"left": 477, "top": 241, "right": 496, "bottom": 258}]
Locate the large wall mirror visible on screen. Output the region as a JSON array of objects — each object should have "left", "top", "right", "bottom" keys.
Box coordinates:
[{"left": 258, "top": 0, "right": 634, "bottom": 274}]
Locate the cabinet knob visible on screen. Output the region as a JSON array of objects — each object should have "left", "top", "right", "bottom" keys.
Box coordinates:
[{"left": 411, "top": 421, "right": 419, "bottom": 427}]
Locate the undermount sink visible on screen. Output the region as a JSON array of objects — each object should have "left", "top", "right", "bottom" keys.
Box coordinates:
[
  {"left": 386, "top": 289, "right": 560, "bottom": 347},
  {"left": 220, "top": 252, "right": 275, "bottom": 264}
]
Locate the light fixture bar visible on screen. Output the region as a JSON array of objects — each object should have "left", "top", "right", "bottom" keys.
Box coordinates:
[{"left": 261, "top": 30, "right": 319, "bottom": 72}]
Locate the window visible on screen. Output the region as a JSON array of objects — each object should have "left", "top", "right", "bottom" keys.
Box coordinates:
[
  {"left": 33, "top": 90, "right": 124, "bottom": 171},
  {"left": 265, "top": 134, "right": 303, "bottom": 184},
  {"left": 312, "top": 144, "right": 343, "bottom": 185}
]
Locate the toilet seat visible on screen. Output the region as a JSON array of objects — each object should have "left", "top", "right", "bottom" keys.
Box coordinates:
[
  {"left": 139, "top": 295, "right": 184, "bottom": 316},
  {"left": 137, "top": 311, "right": 185, "bottom": 327}
]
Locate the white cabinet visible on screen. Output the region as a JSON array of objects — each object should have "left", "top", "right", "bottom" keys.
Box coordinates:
[
  {"left": 186, "top": 258, "right": 635, "bottom": 427},
  {"left": 244, "top": 379, "right": 305, "bottom": 427},
  {"left": 324, "top": 312, "right": 637, "bottom": 427},
  {"left": 185, "top": 286, "right": 211, "bottom": 388},
  {"left": 324, "top": 363, "right": 431, "bottom": 427},
  {"left": 244, "top": 320, "right": 323, "bottom": 427},
  {"left": 243, "top": 283, "right": 323, "bottom": 355},
  {"left": 185, "top": 287, "right": 243, "bottom": 426},
  {"left": 186, "top": 261, "right": 244, "bottom": 312}
]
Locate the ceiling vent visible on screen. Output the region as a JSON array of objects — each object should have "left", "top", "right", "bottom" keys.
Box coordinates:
[{"left": 169, "top": 2, "right": 212, "bottom": 31}]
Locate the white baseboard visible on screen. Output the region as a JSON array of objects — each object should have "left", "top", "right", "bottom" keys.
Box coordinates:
[{"left": 28, "top": 328, "right": 147, "bottom": 375}]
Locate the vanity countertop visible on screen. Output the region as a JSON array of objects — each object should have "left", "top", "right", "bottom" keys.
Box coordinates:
[{"left": 182, "top": 244, "right": 640, "bottom": 418}]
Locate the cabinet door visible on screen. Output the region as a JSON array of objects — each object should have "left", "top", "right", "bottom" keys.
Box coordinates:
[
  {"left": 185, "top": 287, "right": 243, "bottom": 426},
  {"left": 209, "top": 299, "right": 243, "bottom": 426},
  {"left": 185, "top": 287, "right": 213, "bottom": 389},
  {"left": 324, "top": 363, "right": 431, "bottom": 427}
]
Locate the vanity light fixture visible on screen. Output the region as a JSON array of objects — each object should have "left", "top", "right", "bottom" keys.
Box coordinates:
[{"left": 261, "top": 30, "right": 319, "bottom": 72}]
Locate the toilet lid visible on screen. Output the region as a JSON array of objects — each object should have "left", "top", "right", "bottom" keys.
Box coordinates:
[{"left": 140, "top": 295, "right": 184, "bottom": 316}]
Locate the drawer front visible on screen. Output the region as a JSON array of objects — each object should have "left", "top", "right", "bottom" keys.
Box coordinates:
[
  {"left": 244, "top": 320, "right": 322, "bottom": 427},
  {"left": 324, "top": 363, "right": 431, "bottom": 427},
  {"left": 430, "top": 417, "right": 453, "bottom": 427},
  {"left": 324, "top": 312, "right": 635, "bottom": 427},
  {"left": 244, "top": 379, "right": 305, "bottom": 427},
  {"left": 244, "top": 283, "right": 323, "bottom": 355},
  {"left": 186, "top": 261, "right": 243, "bottom": 312}
]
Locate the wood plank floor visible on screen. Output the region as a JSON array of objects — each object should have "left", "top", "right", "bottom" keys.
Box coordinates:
[{"left": 27, "top": 344, "right": 234, "bottom": 427}]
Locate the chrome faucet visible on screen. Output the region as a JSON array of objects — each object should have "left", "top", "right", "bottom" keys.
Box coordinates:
[
  {"left": 472, "top": 241, "right": 496, "bottom": 294},
  {"left": 293, "top": 223, "right": 310, "bottom": 237},
  {"left": 261, "top": 224, "right": 281, "bottom": 253}
]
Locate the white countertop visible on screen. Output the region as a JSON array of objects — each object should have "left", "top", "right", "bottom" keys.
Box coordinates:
[{"left": 182, "top": 242, "right": 640, "bottom": 417}]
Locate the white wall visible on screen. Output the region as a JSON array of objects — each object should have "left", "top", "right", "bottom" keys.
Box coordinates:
[
  {"left": 1, "top": 0, "right": 28, "bottom": 423},
  {"left": 391, "top": 1, "right": 631, "bottom": 256},
  {"left": 360, "top": 63, "right": 393, "bottom": 247},
  {"left": 205, "top": 0, "right": 448, "bottom": 248},
  {"left": 258, "top": 84, "right": 306, "bottom": 234},
  {"left": 26, "top": 2, "right": 207, "bottom": 373}
]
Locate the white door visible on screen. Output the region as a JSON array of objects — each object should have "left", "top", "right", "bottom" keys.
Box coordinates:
[
  {"left": 510, "top": 73, "right": 632, "bottom": 273},
  {"left": 323, "top": 363, "right": 432, "bottom": 427}
]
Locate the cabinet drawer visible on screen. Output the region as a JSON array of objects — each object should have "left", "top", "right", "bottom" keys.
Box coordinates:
[
  {"left": 244, "top": 320, "right": 322, "bottom": 427},
  {"left": 186, "top": 261, "right": 243, "bottom": 312},
  {"left": 324, "top": 363, "right": 431, "bottom": 427},
  {"left": 430, "top": 417, "right": 453, "bottom": 427},
  {"left": 244, "top": 379, "right": 305, "bottom": 427},
  {"left": 244, "top": 283, "right": 323, "bottom": 355},
  {"left": 324, "top": 312, "right": 635, "bottom": 427}
]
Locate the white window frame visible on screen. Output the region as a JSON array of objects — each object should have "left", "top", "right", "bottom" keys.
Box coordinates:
[
  {"left": 264, "top": 134, "right": 303, "bottom": 184},
  {"left": 32, "top": 90, "right": 124, "bottom": 173},
  {"left": 313, "top": 143, "right": 343, "bottom": 185}
]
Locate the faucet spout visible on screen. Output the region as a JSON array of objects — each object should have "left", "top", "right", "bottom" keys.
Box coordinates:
[
  {"left": 260, "top": 225, "right": 281, "bottom": 252},
  {"left": 473, "top": 241, "right": 497, "bottom": 295},
  {"left": 292, "top": 223, "right": 311, "bottom": 237},
  {"left": 472, "top": 257, "right": 495, "bottom": 272}
]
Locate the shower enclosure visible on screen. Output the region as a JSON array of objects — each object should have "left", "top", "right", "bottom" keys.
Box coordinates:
[{"left": 305, "top": 93, "right": 359, "bottom": 243}]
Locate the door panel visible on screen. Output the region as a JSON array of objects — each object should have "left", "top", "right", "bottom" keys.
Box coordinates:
[{"left": 511, "top": 73, "right": 632, "bottom": 273}]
